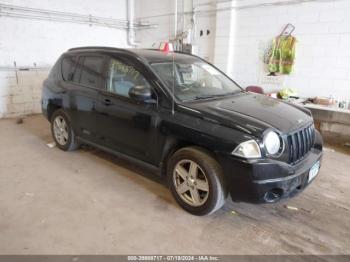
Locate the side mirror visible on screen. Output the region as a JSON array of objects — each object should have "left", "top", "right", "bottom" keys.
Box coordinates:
[{"left": 129, "top": 85, "right": 155, "bottom": 103}]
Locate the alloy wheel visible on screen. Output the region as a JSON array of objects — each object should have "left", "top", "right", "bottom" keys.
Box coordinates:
[
  {"left": 173, "top": 159, "right": 209, "bottom": 207},
  {"left": 53, "top": 116, "right": 69, "bottom": 146}
]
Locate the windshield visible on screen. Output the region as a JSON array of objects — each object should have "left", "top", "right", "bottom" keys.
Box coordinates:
[{"left": 151, "top": 61, "right": 242, "bottom": 101}]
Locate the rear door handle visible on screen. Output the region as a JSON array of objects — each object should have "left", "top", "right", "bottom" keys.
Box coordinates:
[{"left": 103, "top": 99, "right": 113, "bottom": 106}]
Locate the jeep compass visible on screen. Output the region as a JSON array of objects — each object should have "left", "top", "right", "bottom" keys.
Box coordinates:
[{"left": 42, "top": 47, "right": 323, "bottom": 216}]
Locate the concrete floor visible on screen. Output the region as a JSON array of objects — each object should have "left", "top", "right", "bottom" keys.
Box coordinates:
[{"left": 0, "top": 115, "right": 349, "bottom": 255}]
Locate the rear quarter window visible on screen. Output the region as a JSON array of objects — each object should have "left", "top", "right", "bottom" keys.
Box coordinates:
[{"left": 61, "top": 56, "right": 78, "bottom": 81}]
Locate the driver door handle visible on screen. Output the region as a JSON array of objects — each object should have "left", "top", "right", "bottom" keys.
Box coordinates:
[{"left": 103, "top": 98, "right": 113, "bottom": 106}]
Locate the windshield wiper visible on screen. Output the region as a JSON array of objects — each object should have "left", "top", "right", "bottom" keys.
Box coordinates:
[{"left": 191, "top": 91, "right": 241, "bottom": 101}]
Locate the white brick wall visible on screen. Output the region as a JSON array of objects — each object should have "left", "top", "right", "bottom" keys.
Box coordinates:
[
  {"left": 135, "top": 0, "right": 350, "bottom": 101},
  {"left": 0, "top": 0, "right": 128, "bottom": 118},
  {"left": 213, "top": 1, "right": 235, "bottom": 74},
  {"left": 134, "top": 0, "right": 176, "bottom": 48},
  {"left": 0, "top": 70, "right": 49, "bottom": 118},
  {"left": 230, "top": 0, "right": 350, "bottom": 100},
  {"left": 135, "top": 0, "right": 217, "bottom": 62}
]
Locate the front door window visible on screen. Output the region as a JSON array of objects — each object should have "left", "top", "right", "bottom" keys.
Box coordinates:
[{"left": 107, "top": 59, "right": 150, "bottom": 98}]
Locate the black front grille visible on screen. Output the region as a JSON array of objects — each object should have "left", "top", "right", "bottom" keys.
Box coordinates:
[{"left": 287, "top": 124, "right": 315, "bottom": 164}]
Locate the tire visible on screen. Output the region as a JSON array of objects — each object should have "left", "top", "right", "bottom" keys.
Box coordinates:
[
  {"left": 167, "top": 146, "right": 227, "bottom": 216},
  {"left": 51, "top": 109, "right": 79, "bottom": 151}
]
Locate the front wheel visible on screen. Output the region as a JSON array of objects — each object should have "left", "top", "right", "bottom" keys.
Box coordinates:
[
  {"left": 51, "top": 109, "right": 79, "bottom": 151},
  {"left": 167, "top": 147, "right": 227, "bottom": 216}
]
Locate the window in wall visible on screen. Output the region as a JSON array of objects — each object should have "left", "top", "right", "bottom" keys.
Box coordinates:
[
  {"left": 79, "top": 56, "right": 105, "bottom": 89},
  {"left": 107, "top": 59, "right": 150, "bottom": 98}
]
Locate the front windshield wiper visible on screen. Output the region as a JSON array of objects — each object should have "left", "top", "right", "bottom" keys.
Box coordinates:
[{"left": 189, "top": 91, "right": 241, "bottom": 101}]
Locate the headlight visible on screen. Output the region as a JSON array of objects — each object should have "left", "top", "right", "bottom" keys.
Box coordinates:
[
  {"left": 232, "top": 140, "right": 261, "bottom": 158},
  {"left": 264, "top": 131, "right": 281, "bottom": 155}
]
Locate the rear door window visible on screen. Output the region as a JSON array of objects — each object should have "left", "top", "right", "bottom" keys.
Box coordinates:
[{"left": 79, "top": 56, "right": 105, "bottom": 89}]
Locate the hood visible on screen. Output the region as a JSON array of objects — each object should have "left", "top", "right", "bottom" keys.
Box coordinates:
[{"left": 181, "top": 92, "right": 313, "bottom": 136}]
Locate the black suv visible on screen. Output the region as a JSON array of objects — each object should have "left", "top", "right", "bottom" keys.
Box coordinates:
[{"left": 42, "top": 47, "right": 323, "bottom": 216}]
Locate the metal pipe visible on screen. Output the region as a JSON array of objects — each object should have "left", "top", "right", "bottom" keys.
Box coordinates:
[
  {"left": 0, "top": 11, "right": 130, "bottom": 28},
  {"left": 127, "top": 0, "right": 138, "bottom": 46},
  {"left": 0, "top": 3, "right": 128, "bottom": 23},
  {"left": 0, "top": 66, "right": 50, "bottom": 71},
  {"left": 174, "top": 0, "right": 178, "bottom": 39},
  {"left": 0, "top": 3, "right": 157, "bottom": 30},
  {"left": 137, "top": 0, "right": 341, "bottom": 19}
]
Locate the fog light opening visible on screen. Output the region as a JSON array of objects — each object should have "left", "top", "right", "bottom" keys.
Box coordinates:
[{"left": 264, "top": 188, "right": 283, "bottom": 203}]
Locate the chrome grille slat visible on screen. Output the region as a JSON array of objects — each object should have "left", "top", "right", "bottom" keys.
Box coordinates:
[
  {"left": 291, "top": 134, "right": 297, "bottom": 162},
  {"left": 309, "top": 127, "right": 313, "bottom": 149},
  {"left": 287, "top": 136, "right": 293, "bottom": 163},
  {"left": 296, "top": 132, "right": 302, "bottom": 159},
  {"left": 299, "top": 131, "right": 304, "bottom": 157},
  {"left": 287, "top": 124, "right": 315, "bottom": 164},
  {"left": 305, "top": 127, "right": 311, "bottom": 151},
  {"left": 301, "top": 130, "right": 307, "bottom": 156}
]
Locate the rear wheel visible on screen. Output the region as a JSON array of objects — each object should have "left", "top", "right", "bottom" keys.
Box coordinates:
[
  {"left": 168, "top": 147, "right": 227, "bottom": 216},
  {"left": 51, "top": 109, "right": 79, "bottom": 151}
]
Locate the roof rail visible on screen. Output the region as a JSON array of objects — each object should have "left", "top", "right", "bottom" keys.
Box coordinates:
[
  {"left": 68, "top": 46, "right": 124, "bottom": 52},
  {"left": 143, "top": 48, "right": 199, "bottom": 57}
]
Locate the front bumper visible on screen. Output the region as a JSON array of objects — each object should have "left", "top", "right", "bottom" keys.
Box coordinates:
[{"left": 219, "top": 130, "right": 323, "bottom": 203}]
